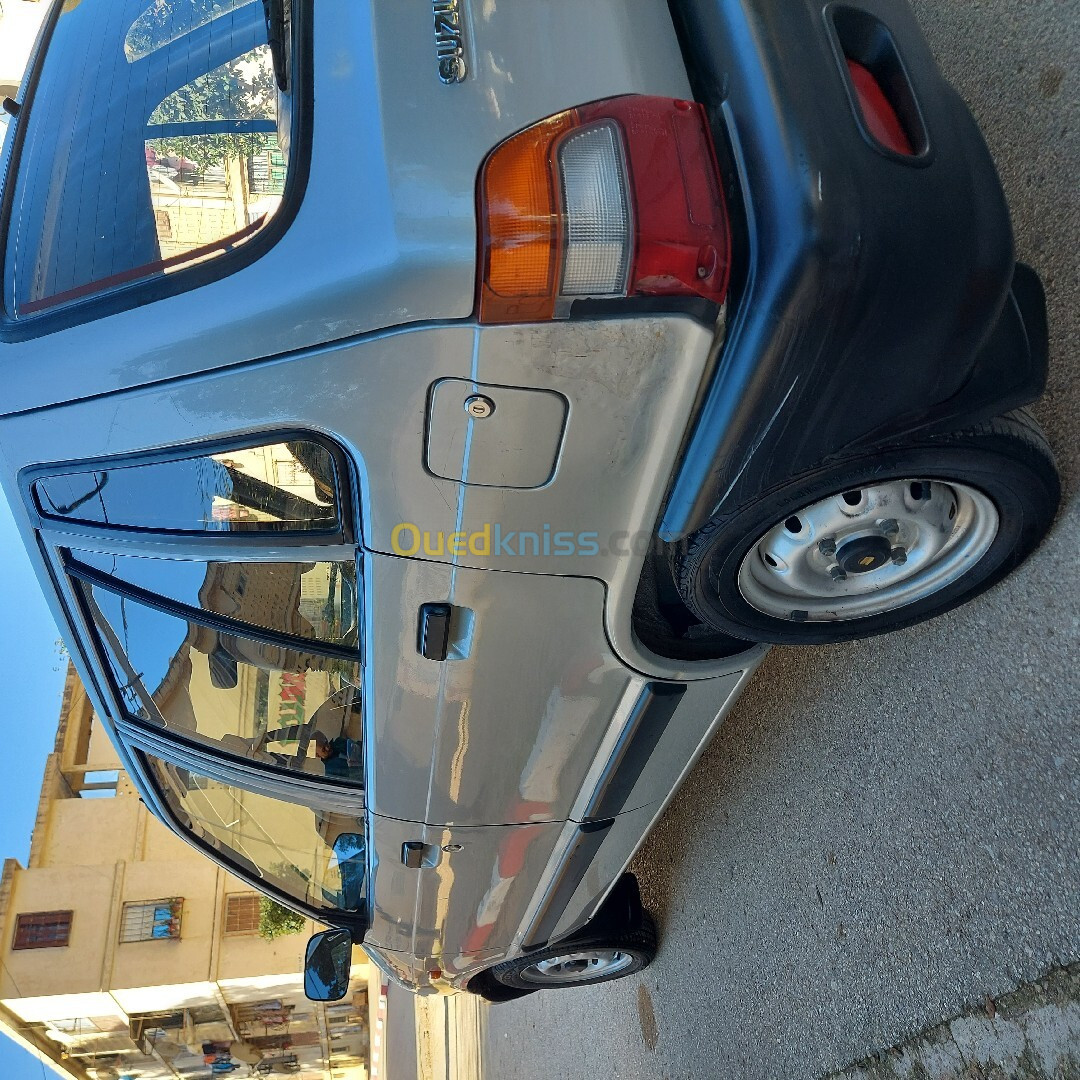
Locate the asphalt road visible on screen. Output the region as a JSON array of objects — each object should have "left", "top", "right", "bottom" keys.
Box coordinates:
[{"left": 481, "top": 1, "right": 1080, "bottom": 1077}]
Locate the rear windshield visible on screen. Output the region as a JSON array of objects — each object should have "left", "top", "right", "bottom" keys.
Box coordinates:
[{"left": 4, "top": 0, "right": 298, "bottom": 319}]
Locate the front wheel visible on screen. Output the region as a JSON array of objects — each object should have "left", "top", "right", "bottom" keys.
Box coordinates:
[{"left": 674, "top": 412, "right": 1060, "bottom": 645}]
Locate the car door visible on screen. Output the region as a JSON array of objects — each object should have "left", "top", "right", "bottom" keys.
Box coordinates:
[
  {"left": 363, "top": 551, "right": 650, "bottom": 969},
  {"left": 364, "top": 814, "right": 566, "bottom": 976},
  {"left": 364, "top": 551, "right": 646, "bottom": 827}
]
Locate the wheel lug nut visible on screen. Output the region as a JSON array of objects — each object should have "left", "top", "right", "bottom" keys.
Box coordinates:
[
  {"left": 890, "top": 546, "right": 908, "bottom": 566},
  {"left": 829, "top": 565, "right": 847, "bottom": 582},
  {"left": 881, "top": 519, "right": 900, "bottom": 536},
  {"left": 818, "top": 538, "right": 837, "bottom": 557}
]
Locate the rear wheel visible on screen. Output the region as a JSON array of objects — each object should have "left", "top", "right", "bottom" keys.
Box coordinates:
[
  {"left": 489, "top": 917, "right": 657, "bottom": 992},
  {"left": 674, "top": 412, "right": 1060, "bottom": 644}
]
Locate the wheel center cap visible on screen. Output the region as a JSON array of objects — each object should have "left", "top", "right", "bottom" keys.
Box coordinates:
[{"left": 836, "top": 534, "right": 893, "bottom": 574}]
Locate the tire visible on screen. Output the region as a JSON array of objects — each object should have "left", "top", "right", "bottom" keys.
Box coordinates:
[
  {"left": 490, "top": 916, "right": 658, "bottom": 992},
  {"left": 673, "top": 411, "right": 1060, "bottom": 645},
  {"left": 468, "top": 968, "right": 538, "bottom": 1003}
]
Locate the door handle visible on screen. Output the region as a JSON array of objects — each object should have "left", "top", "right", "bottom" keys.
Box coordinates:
[
  {"left": 417, "top": 603, "right": 452, "bottom": 661},
  {"left": 401, "top": 841, "right": 437, "bottom": 869}
]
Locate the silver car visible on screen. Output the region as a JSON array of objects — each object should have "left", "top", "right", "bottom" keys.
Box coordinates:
[{"left": 0, "top": 0, "right": 1058, "bottom": 1000}]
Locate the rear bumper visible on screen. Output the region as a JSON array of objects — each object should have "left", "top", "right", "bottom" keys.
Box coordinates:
[{"left": 659, "top": 0, "right": 1047, "bottom": 540}]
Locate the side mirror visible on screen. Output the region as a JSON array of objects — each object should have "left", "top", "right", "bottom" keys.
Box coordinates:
[
  {"left": 303, "top": 928, "right": 353, "bottom": 1002},
  {"left": 331, "top": 833, "right": 367, "bottom": 911}
]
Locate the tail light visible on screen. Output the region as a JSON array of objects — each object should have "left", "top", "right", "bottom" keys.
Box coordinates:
[{"left": 478, "top": 96, "right": 731, "bottom": 325}]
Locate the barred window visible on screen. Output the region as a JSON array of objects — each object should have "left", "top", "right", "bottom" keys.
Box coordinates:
[
  {"left": 225, "top": 894, "right": 261, "bottom": 935},
  {"left": 13, "top": 911, "right": 72, "bottom": 950},
  {"left": 120, "top": 898, "right": 183, "bottom": 943}
]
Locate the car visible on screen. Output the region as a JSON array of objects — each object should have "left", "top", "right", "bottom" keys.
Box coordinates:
[
  {"left": 0, "top": 0, "right": 1059, "bottom": 1001},
  {"left": 145, "top": 145, "right": 203, "bottom": 186}
]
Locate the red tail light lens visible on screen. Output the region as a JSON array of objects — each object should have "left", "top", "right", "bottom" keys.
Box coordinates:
[{"left": 479, "top": 96, "right": 731, "bottom": 324}]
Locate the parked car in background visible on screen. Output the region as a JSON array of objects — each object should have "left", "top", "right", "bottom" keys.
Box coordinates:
[
  {"left": 0, "top": 0, "right": 1058, "bottom": 1001},
  {"left": 145, "top": 145, "right": 202, "bottom": 185}
]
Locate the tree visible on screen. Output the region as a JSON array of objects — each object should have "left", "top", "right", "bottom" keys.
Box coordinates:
[
  {"left": 148, "top": 49, "right": 277, "bottom": 173},
  {"left": 132, "top": 1, "right": 279, "bottom": 173},
  {"left": 258, "top": 897, "right": 306, "bottom": 940}
]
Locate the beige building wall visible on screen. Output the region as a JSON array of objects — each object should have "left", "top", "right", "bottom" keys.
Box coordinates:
[
  {"left": 0, "top": 0, "right": 47, "bottom": 100},
  {"left": 0, "top": 666, "right": 370, "bottom": 1080}
]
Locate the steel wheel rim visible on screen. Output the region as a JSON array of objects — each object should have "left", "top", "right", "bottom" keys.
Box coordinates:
[
  {"left": 736, "top": 480, "right": 999, "bottom": 622},
  {"left": 517, "top": 948, "right": 635, "bottom": 985}
]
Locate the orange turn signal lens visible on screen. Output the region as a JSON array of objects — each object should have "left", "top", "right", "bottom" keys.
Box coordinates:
[{"left": 479, "top": 111, "right": 577, "bottom": 324}]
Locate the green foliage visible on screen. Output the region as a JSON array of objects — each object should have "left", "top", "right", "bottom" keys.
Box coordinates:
[
  {"left": 258, "top": 898, "right": 306, "bottom": 940},
  {"left": 132, "top": 1, "right": 279, "bottom": 172},
  {"left": 53, "top": 637, "right": 69, "bottom": 673}
]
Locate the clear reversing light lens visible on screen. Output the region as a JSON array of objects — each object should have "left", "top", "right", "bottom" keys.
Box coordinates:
[{"left": 557, "top": 122, "right": 632, "bottom": 296}]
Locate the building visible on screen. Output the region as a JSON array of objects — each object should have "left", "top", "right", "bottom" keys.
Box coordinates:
[
  {"left": 0, "top": 0, "right": 47, "bottom": 103},
  {"left": 0, "top": 665, "right": 371, "bottom": 1080}
]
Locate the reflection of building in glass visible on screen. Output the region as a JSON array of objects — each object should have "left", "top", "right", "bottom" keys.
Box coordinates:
[
  {"left": 34, "top": 439, "right": 339, "bottom": 534},
  {"left": 0, "top": 666, "right": 372, "bottom": 1080},
  {"left": 123, "top": 557, "right": 360, "bottom": 766},
  {"left": 211, "top": 444, "right": 335, "bottom": 528}
]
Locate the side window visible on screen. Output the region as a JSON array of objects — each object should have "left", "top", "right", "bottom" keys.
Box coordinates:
[
  {"left": 72, "top": 551, "right": 358, "bottom": 649},
  {"left": 149, "top": 757, "right": 367, "bottom": 914},
  {"left": 77, "top": 576, "right": 363, "bottom": 786},
  {"left": 34, "top": 440, "right": 342, "bottom": 534}
]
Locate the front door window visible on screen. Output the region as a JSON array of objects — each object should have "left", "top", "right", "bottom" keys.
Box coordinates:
[{"left": 147, "top": 755, "right": 367, "bottom": 913}]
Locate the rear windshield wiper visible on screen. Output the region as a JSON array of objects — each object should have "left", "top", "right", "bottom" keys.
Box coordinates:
[{"left": 262, "top": 0, "right": 291, "bottom": 92}]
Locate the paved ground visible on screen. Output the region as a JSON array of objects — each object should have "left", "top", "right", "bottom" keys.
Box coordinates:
[
  {"left": 478, "top": 1, "right": 1079, "bottom": 1078},
  {"left": 831, "top": 966, "right": 1080, "bottom": 1080},
  {"left": 384, "top": 986, "right": 419, "bottom": 1080},
  {"left": 413, "top": 993, "right": 485, "bottom": 1080}
]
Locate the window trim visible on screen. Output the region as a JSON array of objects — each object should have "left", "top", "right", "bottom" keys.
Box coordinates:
[
  {"left": 0, "top": 0, "right": 314, "bottom": 342},
  {"left": 12, "top": 910, "right": 73, "bottom": 951},
  {"left": 25, "top": 430, "right": 356, "bottom": 545}
]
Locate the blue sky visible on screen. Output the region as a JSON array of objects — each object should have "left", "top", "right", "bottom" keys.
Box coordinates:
[
  {"left": 1, "top": 11, "right": 72, "bottom": 1072},
  {"left": 0, "top": 495, "right": 68, "bottom": 1077}
]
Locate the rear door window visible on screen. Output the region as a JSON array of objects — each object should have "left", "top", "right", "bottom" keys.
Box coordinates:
[
  {"left": 75, "top": 568, "right": 363, "bottom": 786},
  {"left": 4, "top": 0, "right": 300, "bottom": 321}
]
